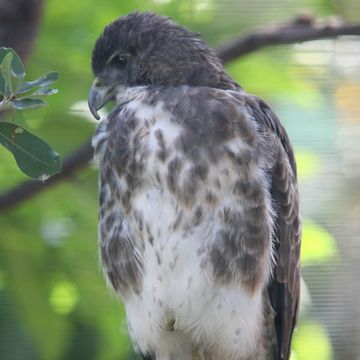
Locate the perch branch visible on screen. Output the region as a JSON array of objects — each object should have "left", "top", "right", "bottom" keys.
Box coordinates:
[
  {"left": 217, "top": 15, "right": 360, "bottom": 62},
  {"left": 1, "top": 15, "right": 360, "bottom": 213},
  {"left": 0, "top": 140, "right": 92, "bottom": 212}
]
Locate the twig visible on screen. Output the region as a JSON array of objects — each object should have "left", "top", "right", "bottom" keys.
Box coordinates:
[{"left": 1, "top": 15, "right": 360, "bottom": 213}]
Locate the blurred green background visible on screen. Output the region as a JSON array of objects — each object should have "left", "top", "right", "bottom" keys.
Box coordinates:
[{"left": 1, "top": 0, "right": 360, "bottom": 359}]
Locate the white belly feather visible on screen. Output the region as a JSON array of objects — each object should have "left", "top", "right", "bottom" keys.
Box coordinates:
[{"left": 127, "top": 189, "right": 263, "bottom": 359}]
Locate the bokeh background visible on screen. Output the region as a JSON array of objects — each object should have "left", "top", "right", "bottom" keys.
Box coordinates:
[{"left": 1, "top": 0, "right": 360, "bottom": 359}]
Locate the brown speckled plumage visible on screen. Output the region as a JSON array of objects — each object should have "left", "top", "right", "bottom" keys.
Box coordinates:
[{"left": 90, "top": 12, "right": 300, "bottom": 360}]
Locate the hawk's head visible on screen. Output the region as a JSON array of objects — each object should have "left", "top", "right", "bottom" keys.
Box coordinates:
[{"left": 88, "top": 12, "right": 238, "bottom": 119}]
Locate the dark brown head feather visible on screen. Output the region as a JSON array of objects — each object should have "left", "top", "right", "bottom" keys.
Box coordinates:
[{"left": 92, "top": 12, "right": 239, "bottom": 90}]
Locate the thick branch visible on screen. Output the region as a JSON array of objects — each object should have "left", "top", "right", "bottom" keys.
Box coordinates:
[
  {"left": 0, "top": 0, "right": 44, "bottom": 61},
  {"left": 0, "top": 140, "right": 92, "bottom": 212},
  {"left": 1, "top": 15, "right": 360, "bottom": 213},
  {"left": 217, "top": 15, "right": 360, "bottom": 62}
]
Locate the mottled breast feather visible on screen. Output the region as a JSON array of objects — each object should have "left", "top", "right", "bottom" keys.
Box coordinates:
[
  {"left": 93, "top": 99, "right": 149, "bottom": 295},
  {"left": 92, "top": 85, "right": 300, "bottom": 360},
  {"left": 246, "top": 96, "right": 301, "bottom": 360}
]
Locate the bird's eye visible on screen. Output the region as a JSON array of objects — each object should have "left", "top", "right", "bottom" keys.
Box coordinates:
[{"left": 111, "top": 55, "right": 128, "bottom": 70}]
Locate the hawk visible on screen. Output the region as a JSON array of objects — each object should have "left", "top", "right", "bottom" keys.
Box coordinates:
[{"left": 88, "top": 12, "right": 301, "bottom": 360}]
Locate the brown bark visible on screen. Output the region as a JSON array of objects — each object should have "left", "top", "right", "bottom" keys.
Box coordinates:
[{"left": 0, "top": 0, "right": 44, "bottom": 61}]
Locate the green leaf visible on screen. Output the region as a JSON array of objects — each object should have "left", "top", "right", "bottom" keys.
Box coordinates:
[
  {"left": 295, "top": 150, "right": 321, "bottom": 179},
  {"left": 0, "top": 48, "right": 11, "bottom": 65},
  {"left": 49, "top": 281, "right": 79, "bottom": 315},
  {"left": 292, "top": 321, "right": 333, "bottom": 360},
  {"left": 11, "top": 98, "right": 48, "bottom": 110},
  {"left": 10, "top": 51, "right": 25, "bottom": 80},
  {"left": 0, "top": 47, "right": 25, "bottom": 80},
  {"left": 31, "top": 87, "right": 59, "bottom": 96},
  {"left": 0, "top": 122, "right": 62, "bottom": 179},
  {"left": 17, "top": 72, "right": 59, "bottom": 94},
  {"left": 301, "top": 219, "right": 338, "bottom": 265},
  {"left": 0, "top": 52, "right": 13, "bottom": 95},
  {"left": 0, "top": 47, "right": 25, "bottom": 95}
]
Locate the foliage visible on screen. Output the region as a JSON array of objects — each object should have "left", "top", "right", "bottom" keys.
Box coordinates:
[
  {"left": 292, "top": 321, "right": 333, "bottom": 360},
  {"left": 1, "top": 1, "right": 359, "bottom": 360},
  {"left": 301, "top": 219, "right": 338, "bottom": 265},
  {"left": 0, "top": 47, "right": 61, "bottom": 179}
]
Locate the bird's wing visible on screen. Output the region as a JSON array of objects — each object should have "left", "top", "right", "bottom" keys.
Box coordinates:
[{"left": 247, "top": 96, "right": 301, "bottom": 360}]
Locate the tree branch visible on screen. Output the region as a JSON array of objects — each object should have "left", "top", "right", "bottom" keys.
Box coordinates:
[
  {"left": 0, "top": 0, "right": 44, "bottom": 61},
  {"left": 0, "top": 140, "right": 93, "bottom": 212},
  {"left": 217, "top": 15, "right": 360, "bottom": 63},
  {"left": 1, "top": 15, "right": 360, "bottom": 213}
]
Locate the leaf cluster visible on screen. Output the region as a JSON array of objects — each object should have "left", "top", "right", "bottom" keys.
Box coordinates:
[{"left": 0, "top": 47, "right": 61, "bottom": 179}]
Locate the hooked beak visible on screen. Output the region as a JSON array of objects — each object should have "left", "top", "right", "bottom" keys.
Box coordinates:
[{"left": 88, "top": 78, "right": 115, "bottom": 120}]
